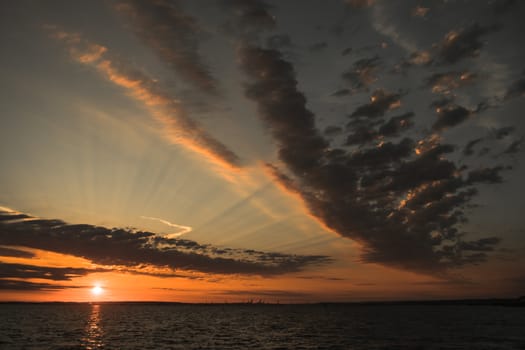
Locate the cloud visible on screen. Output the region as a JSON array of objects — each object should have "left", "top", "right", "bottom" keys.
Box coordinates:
[
  {"left": 239, "top": 46, "right": 328, "bottom": 175},
  {"left": 425, "top": 71, "right": 477, "bottom": 95},
  {"left": 503, "top": 138, "right": 523, "bottom": 155},
  {"left": 0, "top": 280, "right": 79, "bottom": 291},
  {"left": 504, "top": 75, "right": 525, "bottom": 100},
  {"left": 378, "top": 112, "right": 414, "bottom": 138},
  {"left": 492, "top": 126, "right": 515, "bottom": 139},
  {"left": 341, "top": 47, "right": 353, "bottom": 56},
  {"left": 349, "top": 89, "right": 401, "bottom": 118},
  {"left": 47, "top": 26, "right": 241, "bottom": 171},
  {"left": 236, "top": 35, "right": 507, "bottom": 275},
  {"left": 411, "top": 5, "right": 429, "bottom": 18},
  {"left": 221, "top": 0, "right": 276, "bottom": 38},
  {"left": 463, "top": 138, "right": 483, "bottom": 156},
  {"left": 0, "top": 208, "right": 331, "bottom": 276},
  {"left": 457, "top": 237, "right": 501, "bottom": 252},
  {"left": 436, "top": 23, "right": 499, "bottom": 64},
  {"left": 429, "top": 96, "right": 455, "bottom": 109},
  {"left": 432, "top": 104, "right": 473, "bottom": 132},
  {"left": 466, "top": 166, "right": 506, "bottom": 185},
  {"left": 345, "top": 126, "right": 377, "bottom": 146},
  {"left": 0, "top": 246, "right": 34, "bottom": 258},
  {"left": 331, "top": 88, "right": 351, "bottom": 97},
  {"left": 115, "top": 0, "right": 218, "bottom": 95},
  {"left": 0, "top": 262, "right": 99, "bottom": 281},
  {"left": 397, "top": 22, "right": 499, "bottom": 71},
  {"left": 342, "top": 56, "right": 381, "bottom": 92},
  {"left": 432, "top": 98, "right": 489, "bottom": 132}
]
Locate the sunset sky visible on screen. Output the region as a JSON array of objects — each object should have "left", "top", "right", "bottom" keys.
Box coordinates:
[{"left": 1, "top": 0, "right": 524, "bottom": 302}]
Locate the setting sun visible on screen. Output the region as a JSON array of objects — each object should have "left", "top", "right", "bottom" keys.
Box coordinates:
[{"left": 91, "top": 285, "right": 104, "bottom": 296}]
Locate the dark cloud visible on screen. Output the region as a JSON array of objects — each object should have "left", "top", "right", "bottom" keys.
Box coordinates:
[
  {"left": 408, "top": 50, "right": 433, "bottom": 66},
  {"left": 466, "top": 166, "right": 506, "bottom": 185},
  {"left": 345, "top": 127, "right": 378, "bottom": 146},
  {"left": 429, "top": 96, "right": 456, "bottom": 109},
  {"left": 239, "top": 46, "right": 328, "bottom": 174},
  {"left": 399, "top": 22, "right": 500, "bottom": 72},
  {"left": 237, "top": 3, "right": 510, "bottom": 274},
  {"left": 349, "top": 89, "right": 401, "bottom": 118},
  {"left": 437, "top": 23, "right": 499, "bottom": 64},
  {"left": 378, "top": 112, "right": 415, "bottom": 138},
  {"left": 238, "top": 41, "right": 505, "bottom": 275},
  {"left": 341, "top": 47, "right": 353, "bottom": 56},
  {"left": 492, "top": 126, "right": 515, "bottom": 139},
  {"left": 0, "top": 262, "right": 99, "bottom": 281},
  {"left": 503, "top": 138, "right": 523, "bottom": 155},
  {"left": 0, "top": 280, "right": 79, "bottom": 291},
  {"left": 432, "top": 104, "right": 473, "bottom": 131},
  {"left": 504, "top": 76, "right": 525, "bottom": 100},
  {"left": 463, "top": 138, "right": 483, "bottom": 156},
  {"left": 412, "top": 5, "right": 430, "bottom": 18},
  {"left": 425, "top": 71, "right": 477, "bottom": 95},
  {"left": 331, "top": 88, "right": 351, "bottom": 97},
  {"left": 479, "top": 147, "right": 490, "bottom": 157},
  {"left": 121, "top": 0, "right": 517, "bottom": 279},
  {"left": 457, "top": 237, "right": 501, "bottom": 252},
  {"left": 0, "top": 246, "right": 34, "bottom": 258},
  {"left": 221, "top": 0, "right": 276, "bottom": 37},
  {"left": 0, "top": 209, "right": 330, "bottom": 276},
  {"left": 462, "top": 127, "right": 517, "bottom": 157},
  {"left": 342, "top": 56, "right": 381, "bottom": 91},
  {"left": 115, "top": 0, "right": 218, "bottom": 95}
]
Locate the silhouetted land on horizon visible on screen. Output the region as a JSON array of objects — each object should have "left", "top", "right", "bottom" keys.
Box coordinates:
[{"left": 1, "top": 297, "right": 524, "bottom": 306}]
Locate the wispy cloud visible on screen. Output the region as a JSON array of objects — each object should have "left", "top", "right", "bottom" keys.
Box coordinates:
[
  {"left": 115, "top": 0, "right": 218, "bottom": 95},
  {"left": 45, "top": 25, "right": 241, "bottom": 172}
]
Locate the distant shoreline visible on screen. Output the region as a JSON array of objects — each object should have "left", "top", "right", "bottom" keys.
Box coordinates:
[{"left": 1, "top": 297, "right": 523, "bottom": 306}]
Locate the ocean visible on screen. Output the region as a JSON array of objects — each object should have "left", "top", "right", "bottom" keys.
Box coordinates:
[{"left": 0, "top": 303, "right": 524, "bottom": 349}]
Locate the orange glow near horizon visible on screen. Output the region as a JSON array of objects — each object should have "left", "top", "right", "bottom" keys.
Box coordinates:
[{"left": 1, "top": 243, "right": 519, "bottom": 303}]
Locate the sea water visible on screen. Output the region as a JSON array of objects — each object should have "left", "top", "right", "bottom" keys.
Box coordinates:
[{"left": 0, "top": 303, "right": 524, "bottom": 349}]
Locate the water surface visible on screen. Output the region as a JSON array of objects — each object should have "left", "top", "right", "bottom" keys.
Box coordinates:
[{"left": 1, "top": 303, "right": 524, "bottom": 349}]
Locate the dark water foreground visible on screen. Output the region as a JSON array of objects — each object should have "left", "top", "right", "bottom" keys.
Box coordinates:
[{"left": 0, "top": 303, "right": 524, "bottom": 349}]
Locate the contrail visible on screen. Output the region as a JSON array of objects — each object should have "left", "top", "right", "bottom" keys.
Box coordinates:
[{"left": 140, "top": 216, "right": 192, "bottom": 238}]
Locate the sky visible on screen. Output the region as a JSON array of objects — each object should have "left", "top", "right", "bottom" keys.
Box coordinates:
[{"left": 1, "top": 0, "right": 524, "bottom": 303}]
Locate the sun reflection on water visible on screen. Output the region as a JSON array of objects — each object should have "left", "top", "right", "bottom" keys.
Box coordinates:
[{"left": 82, "top": 304, "right": 104, "bottom": 349}]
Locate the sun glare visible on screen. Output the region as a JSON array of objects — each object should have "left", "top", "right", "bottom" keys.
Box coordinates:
[{"left": 91, "top": 285, "right": 104, "bottom": 296}]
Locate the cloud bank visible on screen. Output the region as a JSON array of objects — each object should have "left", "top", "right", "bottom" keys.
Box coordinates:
[
  {"left": 229, "top": 1, "right": 513, "bottom": 276},
  {"left": 0, "top": 208, "right": 330, "bottom": 277}
]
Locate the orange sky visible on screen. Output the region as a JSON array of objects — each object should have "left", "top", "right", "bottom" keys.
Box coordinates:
[{"left": 1, "top": 1, "right": 524, "bottom": 302}]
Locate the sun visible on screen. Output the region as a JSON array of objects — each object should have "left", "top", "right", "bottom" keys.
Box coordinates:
[{"left": 91, "top": 285, "right": 104, "bottom": 296}]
